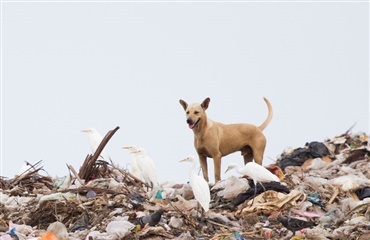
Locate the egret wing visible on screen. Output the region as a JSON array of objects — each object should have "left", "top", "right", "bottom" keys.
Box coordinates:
[{"left": 191, "top": 175, "right": 211, "bottom": 211}]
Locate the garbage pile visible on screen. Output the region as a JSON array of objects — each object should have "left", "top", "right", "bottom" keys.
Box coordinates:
[{"left": 1, "top": 128, "right": 370, "bottom": 240}]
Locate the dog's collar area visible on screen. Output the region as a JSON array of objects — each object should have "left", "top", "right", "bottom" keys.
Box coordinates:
[{"left": 189, "top": 118, "right": 201, "bottom": 129}]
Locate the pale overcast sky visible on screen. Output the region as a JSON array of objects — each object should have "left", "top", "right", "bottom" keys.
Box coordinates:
[{"left": 1, "top": 1, "right": 369, "bottom": 184}]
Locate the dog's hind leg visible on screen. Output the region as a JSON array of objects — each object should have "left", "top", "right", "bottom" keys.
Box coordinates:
[
  {"left": 241, "top": 146, "right": 253, "bottom": 165},
  {"left": 253, "top": 153, "right": 264, "bottom": 166},
  {"left": 248, "top": 136, "right": 266, "bottom": 165},
  {"left": 252, "top": 142, "right": 266, "bottom": 166},
  {"left": 243, "top": 152, "right": 254, "bottom": 165}
]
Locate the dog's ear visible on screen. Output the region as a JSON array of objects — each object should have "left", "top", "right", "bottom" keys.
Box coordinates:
[
  {"left": 201, "top": 97, "right": 211, "bottom": 110},
  {"left": 179, "top": 99, "right": 188, "bottom": 111}
]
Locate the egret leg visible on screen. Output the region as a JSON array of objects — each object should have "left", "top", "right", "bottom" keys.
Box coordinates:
[
  {"left": 201, "top": 204, "right": 204, "bottom": 218},
  {"left": 260, "top": 182, "right": 267, "bottom": 192},
  {"left": 195, "top": 202, "right": 205, "bottom": 225},
  {"left": 250, "top": 181, "right": 268, "bottom": 206},
  {"left": 250, "top": 184, "right": 257, "bottom": 207},
  {"left": 196, "top": 202, "right": 201, "bottom": 219},
  {"left": 259, "top": 182, "right": 268, "bottom": 202}
]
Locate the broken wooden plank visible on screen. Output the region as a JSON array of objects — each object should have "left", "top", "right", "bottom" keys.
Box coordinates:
[{"left": 78, "top": 126, "right": 120, "bottom": 181}]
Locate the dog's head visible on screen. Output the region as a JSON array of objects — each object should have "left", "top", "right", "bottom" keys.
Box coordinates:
[{"left": 179, "top": 98, "right": 210, "bottom": 130}]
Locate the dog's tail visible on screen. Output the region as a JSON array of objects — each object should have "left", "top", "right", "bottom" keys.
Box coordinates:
[{"left": 259, "top": 97, "right": 273, "bottom": 131}]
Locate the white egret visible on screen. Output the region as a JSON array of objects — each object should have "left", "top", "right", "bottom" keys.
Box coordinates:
[
  {"left": 225, "top": 161, "right": 280, "bottom": 205},
  {"left": 130, "top": 147, "right": 158, "bottom": 188},
  {"left": 180, "top": 155, "right": 211, "bottom": 212},
  {"left": 122, "top": 145, "right": 144, "bottom": 182},
  {"left": 81, "top": 128, "right": 109, "bottom": 161}
]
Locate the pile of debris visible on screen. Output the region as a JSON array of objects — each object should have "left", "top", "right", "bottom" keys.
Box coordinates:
[{"left": 1, "top": 126, "right": 370, "bottom": 240}]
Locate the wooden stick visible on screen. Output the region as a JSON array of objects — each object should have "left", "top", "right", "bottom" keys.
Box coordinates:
[
  {"left": 114, "top": 166, "right": 149, "bottom": 189},
  {"left": 67, "top": 164, "right": 84, "bottom": 186},
  {"left": 207, "top": 219, "right": 233, "bottom": 230},
  {"left": 59, "top": 186, "right": 116, "bottom": 194},
  {"left": 328, "top": 187, "right": 339, "bottom": 204},
  {"left": 348, "top": 191, "right": 360, "bottom": 202},
  {"left": 167, "top": 200, "right": 197, "bottom": 228},
  {"left": 209, "top": 231, "right": 257, "bottom": 240},
  {"left": 12, "top": 160, "right": 44, "bottom": 185}
]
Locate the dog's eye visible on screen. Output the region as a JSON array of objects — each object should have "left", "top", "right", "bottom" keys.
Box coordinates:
[
  {"left": 194, "top": 111, "right": 199, "bottom": 114},
  {"left": 186, "top": 111, "right": 189, "bottom": 114}
]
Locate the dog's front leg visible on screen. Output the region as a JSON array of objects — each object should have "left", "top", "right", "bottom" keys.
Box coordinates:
[
  {"left": 198, "top": 154, "right": 209, "bottom": 182},
  {"left": 213, "top": 154, "right": 222, "bottom": 182}
]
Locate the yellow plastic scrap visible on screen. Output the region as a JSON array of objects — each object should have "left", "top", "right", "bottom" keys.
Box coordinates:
[
  {"left": 292, "top": 235, "right": 306, "bottom": 240},
  {"left": 237, "top": 190, "right": 304, "bottom": 216}
]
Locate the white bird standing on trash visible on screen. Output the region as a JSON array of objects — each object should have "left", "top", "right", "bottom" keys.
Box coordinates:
[
  {"left": 122, "top": 145, "right": 145, "bottom": 182},
  {"left": 81, "top": 128, "right": 109, "bottom": 161},
  {"left": 130, "top": 147, "right": 158, "bottom": 188},
  {"left": 225, "top": 161, "right": 280, "bottom": 204},
  {"left": 180, "top": 155, "right": 211, "bottom": 212}
]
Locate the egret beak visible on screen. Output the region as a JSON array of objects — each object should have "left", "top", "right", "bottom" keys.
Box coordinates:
[
  {"left": 179, "top": 157, "right": 188, "bottom": 163},
  {"left": 224, "top": 167, "right": 231, "bottom": 174},
  {"left": 81, "top": 130, "right": 89, "bottom": 133},
  {"left": 122, "top": 146, "right": 131, "bottom": 149}
]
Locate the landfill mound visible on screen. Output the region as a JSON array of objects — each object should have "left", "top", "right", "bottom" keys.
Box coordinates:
[{"left": 1, "top": 127, "right": 370, "bottom": 240}]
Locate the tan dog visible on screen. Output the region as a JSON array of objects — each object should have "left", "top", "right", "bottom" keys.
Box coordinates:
[{"left": 179, "top": 97, "right": 273, "bottom": 182}]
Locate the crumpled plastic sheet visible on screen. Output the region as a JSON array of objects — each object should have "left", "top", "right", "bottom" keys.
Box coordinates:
[{"left": 237, "top": 190, "right": 304, "bottom": 216}]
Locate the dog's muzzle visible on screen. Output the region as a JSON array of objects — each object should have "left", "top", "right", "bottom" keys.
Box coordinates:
[{"left": 187, "top": 118, "right": 200, "bottom": 129}]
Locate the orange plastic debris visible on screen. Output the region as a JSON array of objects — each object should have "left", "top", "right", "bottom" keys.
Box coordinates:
[
  {"left": 39, "top": 231, "right": 58, "bottom": 240},
  {"left": 266, "top": 165, "right": 285, "bottom": 180}
]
